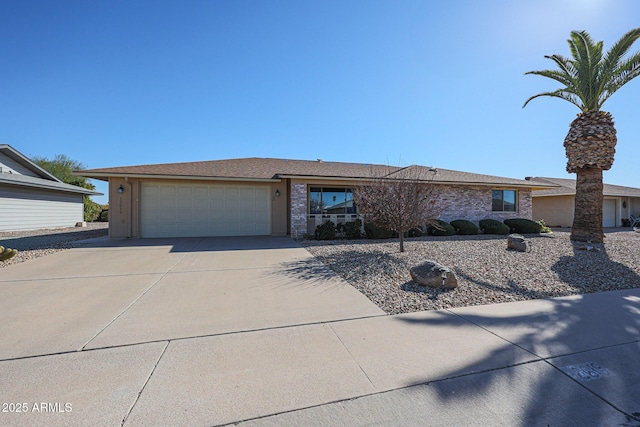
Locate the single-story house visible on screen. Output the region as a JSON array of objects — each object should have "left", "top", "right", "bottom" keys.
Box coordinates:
[
  {"left": 528, "top": 176, "right": 640, "bottom": 228},
  {"left": 78, "top": 157, "right": 555, "bottom": 239},
  {"left": 0, "top": 144, "right": 100, "bottom": 231}
]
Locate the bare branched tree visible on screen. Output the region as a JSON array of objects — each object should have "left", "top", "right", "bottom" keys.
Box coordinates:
[{"left": 353, "top": 165, "right": 442, "bottom": 252}]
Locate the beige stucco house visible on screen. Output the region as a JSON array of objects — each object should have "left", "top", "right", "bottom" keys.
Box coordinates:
[
  {"left": 78, "top": 158, "right": 554, "bottom": 239},
  {"left": 529, "top": 176, "right": 640, "bottom": 228}
]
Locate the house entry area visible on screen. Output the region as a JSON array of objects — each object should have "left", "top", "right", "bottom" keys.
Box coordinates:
[
  {"left": 307, "top": 187, "right": 360, "bottom": 235},
  {"left": 140, "top": 182, "right": 271, "bottom": 238}
]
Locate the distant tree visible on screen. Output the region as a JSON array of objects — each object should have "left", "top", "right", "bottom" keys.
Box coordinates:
[
  {"left": 523, "top": 28, "right": 640, "bottom": 243},
  {"left": 352, "top": 165, "right": 442, "bottom": 252},
  {"left": 32, "top": 154, "right": 102, "bottom": 221}
]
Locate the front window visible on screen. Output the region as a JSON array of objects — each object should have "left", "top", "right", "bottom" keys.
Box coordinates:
[
  {"left": 492, "top": 190, "right": 517, "bottom": 212},
  {"left": 309, "top": 187, "right": 355, "bottom": 214}
]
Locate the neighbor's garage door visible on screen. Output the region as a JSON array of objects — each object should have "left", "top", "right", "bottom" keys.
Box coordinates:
[
  {"left": 603, "top": 198, "right": 616, "bottom": 227},
  {"left": 140, "top": 182, "right": 271, "bottom": 238}
]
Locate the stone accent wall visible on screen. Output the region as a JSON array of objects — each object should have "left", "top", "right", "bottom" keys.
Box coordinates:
[
  {"left": 435, "top": 185, "right": 532, "bottom": 224},
  {"left": 290, "top": 183, "right": 308, "bottom": 239},
  {"left": 287, "top": 182, "right": 532, "bottom": 238}
]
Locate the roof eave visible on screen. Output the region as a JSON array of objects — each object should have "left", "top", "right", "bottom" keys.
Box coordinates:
[
  {"left": 277, "top": 174, "right": 556, "bottom": 188},
  {"left": 74, "top": 171, "right": 282, "bottom": 183},
  {"left": 0, "top": 177, "right": 101, "bottom": 195}
]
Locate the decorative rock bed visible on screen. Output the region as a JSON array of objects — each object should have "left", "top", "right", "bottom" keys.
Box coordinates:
[{"left": 302, "top": 230, "right": 640, "bottom": 315}]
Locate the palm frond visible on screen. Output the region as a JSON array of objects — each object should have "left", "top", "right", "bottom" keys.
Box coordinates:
[
  {"left": 523, "top": 89, "right": 582, "bottom": 109},
  {"left": 599, "top": 52, "right": 640, "bottom": 107},
  {"left": 597, "top": 28, "right": 640, "bottom": 101},
  {"left": 524, "top": 69, "right": 577, "bottom": 90},
  {"left": 525, "top": 28, "right": 640, "bottom": 111}
]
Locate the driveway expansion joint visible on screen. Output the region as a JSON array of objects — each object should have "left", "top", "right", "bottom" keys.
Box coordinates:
[
  {"left": 208, "top": 359, "right": 545, "bottom": 427},
  {"left": 121, "top": 341, "right": 170, "bottom": 427},
  {"left": 81, "top": 246, "right": 199, "bottom": 350},
  {"left": 328, "top": 323, "right": 377, "bottom": 389},
  {"left": 444, "top": 308, "right": 546, "bottom": 360}
]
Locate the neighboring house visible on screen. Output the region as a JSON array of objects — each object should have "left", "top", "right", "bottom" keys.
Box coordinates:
[
  {"left": 0, "top": 144, "right": 100, "bottom": 232},
  {"left": 528, "top": 176, "right": 640, "bottom": 228},
  {"left": 78, "top": 157, "right": 554, "bottom": 239}
]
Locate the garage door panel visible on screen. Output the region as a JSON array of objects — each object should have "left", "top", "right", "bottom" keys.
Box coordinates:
[
  {"left": 603, "top": 199, "right": 616, "bottom": 227},
  {"left": 141, "top": 182, "right": 271, "bottom": 238},
  {"left": 161, "top": 186, "right": 177, "bottom": 197}
]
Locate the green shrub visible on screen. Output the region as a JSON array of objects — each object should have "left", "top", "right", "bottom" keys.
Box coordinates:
[
  {"left": 450, "top": 219, "right": 479, "bottom": 235},
  {"left": 537, "top": 220, "right": 552, "bottom": 233},
  {"left": 427, "top": 220, "right": 455, "bottom": 236},
  {"left": 364, "top": 222, "right": 393, "bottom": 239},
  {"left": 504, "top": 218, "right": 542, "bottom": 234},
  {"left": 407, "top": 227, "right": 424, "bottom": 237},
  {"left": 479, "top": 219, "right": 510, "bottom": 235},
  {"left": 343, "top": 219, "right": 362, "bottom": 239},
  {"left": 98, "top": 209, "right": 109, "bottom": 222},
  {"left": 315, "top": 221, "right": 336, "bottom": 240},
  {"left": 84, "top": 196, "right": 102, "bottom": 222}
]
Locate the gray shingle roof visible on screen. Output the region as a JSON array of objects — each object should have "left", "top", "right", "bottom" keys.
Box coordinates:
[
  {"left": 529, "top": 177, "right": 640, "bottom": 197},
  {"left": 0, "top": 144, "right": 100, "bottom": 195},
  {"left": 78, "top": 157, "right": 553, "bottom": 188},
  {"left": 0, "top": 172, "right": 100, "bottom": 195}
]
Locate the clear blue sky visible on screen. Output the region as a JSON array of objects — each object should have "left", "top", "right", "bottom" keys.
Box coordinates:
[{"left": 1, "top": 1, "right": 639, "bottom": 205}]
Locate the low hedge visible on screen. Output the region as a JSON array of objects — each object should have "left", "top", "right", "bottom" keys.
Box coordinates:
[
  {"left": 315, "top": 221, "right": 336, "bottom": 240},
  {"left": 407, "top": 227, "right": 424, "bottom": 237},
  {"left": 427, "top": 219, "right": 455, "bottom": 236},
  {"left": 342, "top": 219, "right": 362, "bottom": 239},
  {"left": 479, "top": 219, "right": 511, "bottom": 235},
  {"left": 450, "top": 219, "right": 479, "bottom": 235},
  {"left": 503, "top": 218, "right": 542, "bottom": 234},
  {"left": 364, "top": 222, "right": 394, "bottom": 239}
]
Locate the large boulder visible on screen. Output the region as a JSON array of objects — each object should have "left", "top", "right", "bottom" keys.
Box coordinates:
[
  {"left": 507, "top": 234, "right": 529, "bottom": 252},
  {"left": 410, "top": 260, "right": 458, "bottom": 289}
]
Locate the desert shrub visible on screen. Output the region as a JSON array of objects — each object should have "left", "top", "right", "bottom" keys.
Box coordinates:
[
  {"left": 427, "top": 220, "right": 455, "bottom": 236},
  {"left": 343, "top": 219, "right": 363, "bottom": 239},
  {"left": 479, "top": 219, "right": 510, "bottom": 235},
  {"left": 315, "top": 221, "right": 336, "bottom": 240},
  {"left": 450, "top": 219, "right": 479, "bottom": 235},
  {"left": 504, "top": 218, "right": 542, "bottom": 234},
  {"left": 364, "top": 222, "right": 393, "bottom": 239},
  {"left": 537, "top": 220, "right": 552, "bottom": 233}
]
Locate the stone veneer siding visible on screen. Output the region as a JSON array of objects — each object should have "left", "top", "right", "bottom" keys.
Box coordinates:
[
  {"left": 435, "top": 185, "right": 532, "bottom": 224},
  {"left": 290, "top": 183, "right": 308, "bottom": 239}
]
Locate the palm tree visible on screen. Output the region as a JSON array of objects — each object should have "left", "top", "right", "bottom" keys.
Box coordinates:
[{"left": 524, "top": 29, "right": 640, "bottom": 243}]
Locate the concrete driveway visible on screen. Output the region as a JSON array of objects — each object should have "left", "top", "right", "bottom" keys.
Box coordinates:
[
  {"left": 2, "top": 236, "right": 640, "bottom": 426},
  {"left": 0, "top": 236, "right": 384, "bottom": 359}
]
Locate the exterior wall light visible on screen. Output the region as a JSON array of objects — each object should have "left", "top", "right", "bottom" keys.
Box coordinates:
[
  {"left": 275, "top": 189, "right": 280, "bottom": 197},
  {"left": 118, "top": 185, "right": 125, "bottom": 194}
]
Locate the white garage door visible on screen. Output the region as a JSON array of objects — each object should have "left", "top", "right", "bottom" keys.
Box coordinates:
[
  {"left": 603, "top": 199, "right": 616, "bottom": 227},
  {"left": 141, "top": 182, "right": 271, "bottom": 238}
]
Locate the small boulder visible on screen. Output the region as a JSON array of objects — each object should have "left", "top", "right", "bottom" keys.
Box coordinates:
[
  {"left": 507, "top": 234, "right": 529, "bottom": 252},
  {"left": 410, "top": 260, "right": 458, "bottom": 289}
]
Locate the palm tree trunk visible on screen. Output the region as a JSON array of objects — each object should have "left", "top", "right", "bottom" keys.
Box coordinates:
[{"left": 571, "top": 167, "right": 604, "bottom": 243}]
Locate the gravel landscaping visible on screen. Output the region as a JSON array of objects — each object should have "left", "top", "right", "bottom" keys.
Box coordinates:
[
  {"left": 302, "top": 229, "right": 640, "bottom": 315},
  {"left": 0, "top": 223, "right": 108, "bottom": 269}
]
